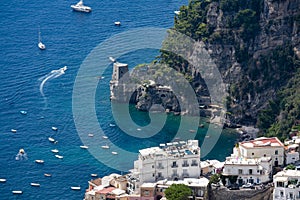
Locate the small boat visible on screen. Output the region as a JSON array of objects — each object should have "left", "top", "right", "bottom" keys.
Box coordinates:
[
  {"left": 52, "top": 127, "right": 58, "bottom": 131},
  {"left": 44, "top": 173, "right": 52, "bottom": 177},
  {"left": 102, "top": 136, "right": 108, "bottom": 139},
  {"left": 199, "top": 124, "right": 204, "bottom": 128},
  {"left": 114, "top": 21, "right": 121, "bottom": 26},
  {"left": 88, "top": 133, "right": 94, "bottom": 137},
  {"left": 101, "top": 145, "right": 109, "bottom": 149},
  {"left": 109, "top": 123, "right": 116, "bottom": 127},
  {"left": 109, "top": 56, "right": 116, "bottom": 62},
  {"left": 35, "top": 160, "right": 44, "bottom": 164},
  {"left": 112, "top": 151, "right": 118, "bottom": 155},
  {"left": 71, "top": 186, "right": 81, "bottom": 190},
  {"left": 48, "top": 137, "right": 55, "bottom": 142},
  {"left": 137, "top": 128, "right": 141, "bottom": 131},
  {"left": 38, "top": 29, "right": 46, "bottom": 50},
  {"left": 55, "top": 155, "right": 63, "bottom": 159},
  {"left": 30, "top": 183, "right": 40, "bottom": 187},
  {"left": 20, "top": 110, "right": 27, "bottom": 115},
  {"left": 11, "top": 129, "right": 17, "bottom": 133},
  {"left": 0, "top": 178, "right": 6, "bottom": 183},
  {"left": 174, "top": 10, "right": 180, "bottom": 15},
  {"left": 51, "top": 149, "right": 59, "bottom": 153},
  {"left": 12, "top": 190, "right": 23, "bottom": 194},
  {"left": 19, "top": 148, "right": 25, "bottom": 154},
  {"left": 91, "top": 174, "right": 98, "bottom": 177},
  {"left": 80, "top": 145, "right": 88, "bottom": 149},
  {"left": 189, "top": 129, "right": 196, "bottom": 133},
  {"left": 71, "top": 0, "right": 91, "bottom": 13}
]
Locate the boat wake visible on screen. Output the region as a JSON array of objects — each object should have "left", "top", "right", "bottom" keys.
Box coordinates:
[{"left": 39, "top": 66, "right": 67, "bottom": 97}]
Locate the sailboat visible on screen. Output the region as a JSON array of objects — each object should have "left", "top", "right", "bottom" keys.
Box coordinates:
[
  {"left": 38, "top": 29, "right": 46, "bottom": 50},
  {"left": 71, "top": 0, "right": 92, "bottom": 13}
]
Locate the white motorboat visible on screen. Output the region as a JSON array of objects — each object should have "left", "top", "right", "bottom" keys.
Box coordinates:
[
  {"left": 35, "top": 159, "right": 44, "bottom": 164},
  {"left": 174, "top": 10, "right": 180, "bottom": 15},
  {"left": 114, "top": 21, "right": 121, "bottom": 26},
  {"left": 102, "top": 136, "right": 108, "bottom": 139},
  {"left": 71, "top": 0, "right": 91, "bottom": 13},
  {"left": 112, "top": 151, "right": 118, "bottom": 155},
  {"left": 51, "top": 149, "right": 59, "bottom": 153},
  {"left": 11, "top": 129, "right": 17, "bottom": 133},
  {"left": 38, "top": 29, "right": 46, "bottom": 50},
  {"left": 52, "top": 126, "right": 58, "bottom": 131},
  {"left": 20, "top": 110, "right": 27, "bottom": 115},
  {"left": 109, "top": 123, "right": 116, "bottom": 127},
  {"left": 44, "top": 173, "right": 52, "bottom": 177},
  {"left": 80, "top": 145, "right": 88, "bottom": 149},
  {"left": 55, "top": 155, "right": 63, "bottom": 159},
  {"left": 71, "top": 186, "right": 81, "bottom": 190},
  {"left": 101, "top": 145, "right": 109, "bottom": 149},
  {"left": 91, "top": 174, "right": 98, "bottom": 177},
  {"left": 30, "top": 183, "right": 40, "bottom": 187},
  {"left": 48, "top": 137, "right": 55, "bottom": 142},
  {"left": 88, "top": 133, "right": 94, "bottom": 137},
  {"left": 0, "top": 178, "right": 6, "bottom": 183},
  {"left": 12, "top": 190, "right": 23, "bottom": 194},
  {"left": 109, "top": 56, "right": 116, "bottom": 62}
]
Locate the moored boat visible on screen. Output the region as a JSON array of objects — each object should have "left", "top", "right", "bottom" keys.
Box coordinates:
[
  {"left": 20, "top": 110, "right": 27, "bottom": 115},
  {"left": 80, "top": 145, "right": 88, "bottom": 149},
  {"left": 12, "top": 190, "right": 23, "bottom": 194},
  {"left": 114, "top": 21, "right": 121, "bottom": 26},
  {"left": 91, "top": 174, "right": 97, "bottom": 177},
  {"left": 30, "top": 182, "right": 40, "bottom": 187},
  {"left": 52, "top": 126, "right": 58, "bottom": 131},
  {"left": 88, "top": 133, "right": 94, "bottom": 137},
  {"left": 101, "top": 145, "right": 109, "bottom": 149},
  {"left": 55, "top": 155, "right": 63, "bottom": 159},
  {"left": 51, "top": 149, "right": 59, "bottom": 153},
  {"left": 11, "top": 129, "right": 17, "bottom": 133},
  {"left": 0, "top": 178, "right": 7, "bottom": 183},
  {"left": 112, "top": 151, "right": 118, "bottom": 155},
  {"left": 48, "top": 137, "right": 55, "bottom": 142},
  {"left": 35, "top": 159, "right": 44, "bottom": 164},
  {"left": 71, "top": 186, "right": 81, "bottom": 190},
  {"left": 44, "top": 173, "right": 52, "bottom": 177}
]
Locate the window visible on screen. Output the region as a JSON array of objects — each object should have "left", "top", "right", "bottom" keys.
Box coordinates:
[
  {"left": 252, "top": 152, "right": 254, "bottom": 156},
  {"left": 153, "top": 173, "right": 155, "bottom": 177},
  {"left": 238, "top": 169, "right": 243, "bottom": 174},
  {"left": 280, "top": 191, "right": 283, "bottom": 197},
  {"left": 172, "top": 161, "right": 178, "bottom": 168},
  {"left": 249, "top": 169, "right": 253, "bottom": 175},
  {"left": 277, "top": 182, "right": 284, "bottom": 187},
  {"left": 152, "top": 165, "right": 154, "bottom": 168},
  {"left": 275, "top": 150, "right": 278, "bottom": 155},
  {"left": 158, "top": 172, "right": 162, "bottom": 177},
  {"left": 144, "top": 190, "right": 150, "bottom": 196}
]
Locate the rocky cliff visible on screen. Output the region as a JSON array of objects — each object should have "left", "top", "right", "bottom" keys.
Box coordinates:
[{"left": 159, "top": 0, "right": 300, "bottom": 125}]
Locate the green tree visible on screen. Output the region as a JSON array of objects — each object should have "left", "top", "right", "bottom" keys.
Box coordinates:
[
  {"left": 209, "top": 174, "right": 220, "bottom": 184},
  {"left": 165, "top": 184, "right": 192, "bottom": 200},
  {"left": 286, "top": 164, "right": 296, "bottom": 170}
]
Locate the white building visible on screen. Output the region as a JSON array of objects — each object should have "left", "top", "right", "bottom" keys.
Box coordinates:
[
  {"left": 286, "top": 144, "right": 300, "bottom": 165},
  {"left": 223, "top": 156, "right": 272, "bottom": 185},
  {"left": 131, "top": 140, "right": 201, "bottom": 185},
  {"left": 273, "top": 170, "right": 300, "bottom": 200},
  {"left": 233, "top": 137, "right": 284, "bottom": 167}
]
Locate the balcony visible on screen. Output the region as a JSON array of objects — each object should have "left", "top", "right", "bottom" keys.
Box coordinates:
[
  {"left": 155, "top": 176, "right": 165, "bottom": 181},
  {"left": 171, "top": 174, "right": 179, "bottom": 178},
  {"left": 171, "top": 164, "right": 178, "bottom": 168},
  {"left": 182, "top": 173, "right": 189, "bottom": 178},
  {"left": 182, "top": 163, "right": 189, "bottom": 167},
  {"left": 157, "top": 165, "right": 164, "bottom": 169},
  {"left": 191, "top": 163, "right": 198, "bottom": 167}
]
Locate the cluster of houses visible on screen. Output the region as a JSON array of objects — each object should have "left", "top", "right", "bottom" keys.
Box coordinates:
[{"left": 84, "top": 136, "right": 300, "bottom": 200}]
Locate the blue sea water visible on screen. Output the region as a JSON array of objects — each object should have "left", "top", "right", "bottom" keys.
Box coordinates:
[{"left": 0, "top": 0, "right": 238, "bottom": 199}]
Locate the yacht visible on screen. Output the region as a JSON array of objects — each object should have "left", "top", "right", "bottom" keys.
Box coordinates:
[
  {"left": 114, "top": 21, "right": 121, "bottom": 26},
  {"left": 44, "top": 173, "right": 52, "bottom": 177},
  {"left": 71, "top": 0, "right": 91, "bottom": 13},
  {"left": 101, "top": 145, "right": 109, "bottom": 149},
  {"left": 102, "top": 136, "right": 108, "bottom": 139},
  {"left": 111, "top": 151, "right": 118, "bottom": 155},
  {"left": 11, "top": 129, "right": 17, "bottom": 133},
  {"left": 80, "top": 145, "right": 88, "bottom": 149},
  {"left": 88, "top": 133, "right": 94, "bottom": 137},
  {"left": 52, "top": 126, "right": 58, "bottom": 131}
]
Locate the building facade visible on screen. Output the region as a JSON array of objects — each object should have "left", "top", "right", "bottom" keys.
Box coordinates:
[
  {"left": 132, "top": 140, "right": 201, "bottom": 185},
  {"left": 273, "top": 170, "right": 300, "bottom": 200}
]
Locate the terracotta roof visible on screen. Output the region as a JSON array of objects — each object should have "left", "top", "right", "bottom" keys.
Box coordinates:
[
  {"left": 240, "top": 137, "right": 284, "bottom": 148},
  {"left": 96, "top": 187, "right": 116, "bottom": 194}
]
